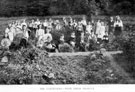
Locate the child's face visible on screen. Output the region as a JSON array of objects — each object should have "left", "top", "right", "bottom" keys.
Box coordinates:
[
  {"left": 23, "top": 26, "right": 27, "bottom": 30},
  {"left": 60, "top": 35, "right": 64, "bottom": 39},
  {"left": 39, "top": 25, "right": 42, "bottom": 28},
  {"left": 46, "top": 28, "right": 51, "bottom": 33},
  {"left": 105, "top": 32, "right": 108, "bottom": 35},
  {"left": 101, "top": 22, "right": 104, "bottom": 26},
  {"left": 110, "top": 17, "right": 113, "bottom": 20},
  {"left": 71, "top": 32, "right": 75, "bottom": 35},
  {"left": 8, "top": 24, "right": 12, "bottom": 27}
]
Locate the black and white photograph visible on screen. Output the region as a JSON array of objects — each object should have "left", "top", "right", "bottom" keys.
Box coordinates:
[{"left": 0, "top": 0, "right": 135, "bottom": 92}]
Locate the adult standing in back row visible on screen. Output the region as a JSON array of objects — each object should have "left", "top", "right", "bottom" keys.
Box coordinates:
[
  {"left": 114, "top": 16, "right": 123, "bottom": 37},
  {"left": 108, "top": 16, "right": 114, "bottom": 35}
]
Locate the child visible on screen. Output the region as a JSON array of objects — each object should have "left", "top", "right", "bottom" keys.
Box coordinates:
[
  {"left": 103, "top": 31, "right": 109, "bottom": 43},
  {"left": 59, "top": 34, "right": 65, "bottom": 44},
  {"left": 86, "top": 21, "right": 92, "bottom": 35},
  {"left": 69, "top": 32, "right": 76, "bottom": 48}
]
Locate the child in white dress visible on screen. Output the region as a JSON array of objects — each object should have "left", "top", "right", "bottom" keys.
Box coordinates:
[{"left": 36, "top": 24, "right": 45, "bottom": 40}]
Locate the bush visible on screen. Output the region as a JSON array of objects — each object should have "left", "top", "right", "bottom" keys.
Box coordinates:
[
  {"left": 122, "top": 31, "right": 135, "bottom": 61},
  {"left": 0, "top": 47, "right": 127, "bottom": 84},
  {"left": 59, "top": 43, "right": 73, "bottom": 52}
]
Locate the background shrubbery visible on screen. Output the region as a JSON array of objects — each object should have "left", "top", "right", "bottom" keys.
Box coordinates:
[{"left": 0, "top": 0, "right": 135, "bottom": 17}]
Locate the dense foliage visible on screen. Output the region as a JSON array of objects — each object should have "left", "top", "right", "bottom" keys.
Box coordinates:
[
  {"left": 0, "top": 0, "right": 135, "bottom": 17},
  {"left": 121, "top": 25, "right": 135, "bottom": 62},
  {"left": 0, "top": 47, "right": 128, "bottom": 84}
]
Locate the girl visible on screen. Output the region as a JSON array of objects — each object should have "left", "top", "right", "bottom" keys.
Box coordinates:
[
  {"left": 69, "top": 32, "right": 76, "bottom": 48},
  {"left": 97, "top": 22, "right": 105, "bottom": 43},
  {"left": 86, "top": 21, "right": 92, "bottom": 35},
  {"left": 36, "top": 24, "right": 45, "bottom": 41},
  {"left": 96, "top": 20, "right": 101, "bottom": 36},
  {"left": 5, "top": 23, "right": 14, "bottom": 42},
  {"left": 100, "top": 22, "right": 106, "bottom": 39},
  {"left": 103, "top": 31, "right": 109, "bottom": 43},
  {"left": 22, "top": 25, "right": 30, "bottom": 40},
  {"left": 18, "top": 25, "right": 30, "bottom": 48}
]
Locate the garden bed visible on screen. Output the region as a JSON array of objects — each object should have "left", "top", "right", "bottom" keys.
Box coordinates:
[{"left": 0, "top": 48, "right": 131, "bottom": 84}]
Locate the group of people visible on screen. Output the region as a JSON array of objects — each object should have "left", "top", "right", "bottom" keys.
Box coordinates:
[{"left": 1, "top": 15, "right": 124, "bottom": 52}]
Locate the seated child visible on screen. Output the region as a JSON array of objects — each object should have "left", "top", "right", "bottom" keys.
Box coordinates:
[
  {"left": 103, "top": 31, "right": 109, "bottom": 43},
  {"left": 69, "top": 32, "right": 76, "bottom": 48}
]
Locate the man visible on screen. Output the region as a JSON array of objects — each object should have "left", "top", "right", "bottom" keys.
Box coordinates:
[{"left": 108, "top": 16, "right": 114, "bottom": 35}]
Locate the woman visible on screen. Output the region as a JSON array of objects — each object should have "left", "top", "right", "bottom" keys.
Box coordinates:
[
  {"left": 13, "top": 25, "right": 30, "bottom": 49},
  {"left": 114, "top": 16, "right": 123, "bottom": 37}
]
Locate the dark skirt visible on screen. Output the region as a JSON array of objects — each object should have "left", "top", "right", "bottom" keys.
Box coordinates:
[
  {"left": 114, "top": 26, "right": 122, "bottom": 36},
  {"left": 75, "top": 31, "right": 82, "bottom": 48},
  {"left": 109, "top": 26, "right": 114, "bottom": 35}
]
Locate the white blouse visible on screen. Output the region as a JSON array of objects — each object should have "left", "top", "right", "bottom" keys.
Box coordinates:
[
  {"left": 114, "top": 20, "right": 123, "bottom": 27},
  {"left": 86, "top": 25, "right": 92, "bottom": 34},
  {"left": 36, "top": 29, "right": 45, "bottom": 38},
  {"left": 5, "top": 27, "right": 14, "bottom": 42}
]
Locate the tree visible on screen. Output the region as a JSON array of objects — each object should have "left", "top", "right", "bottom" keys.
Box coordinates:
[
  {"left": 0, "top": 0, "right": 135, "bottom": 16},
  {"left": 113, "top": 1, "right": 132, "bottom": 15}
]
